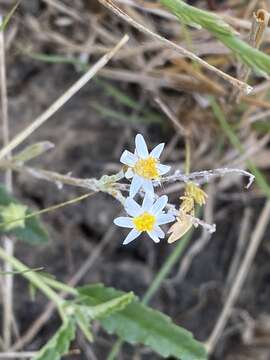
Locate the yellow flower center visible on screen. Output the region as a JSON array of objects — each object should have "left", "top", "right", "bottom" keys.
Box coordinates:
[
  {"left": 133, "top": 212, "right": 156, "bottom": 232},
  {"left": 133, "top": 157, "right": 159, "bottom": 180}
]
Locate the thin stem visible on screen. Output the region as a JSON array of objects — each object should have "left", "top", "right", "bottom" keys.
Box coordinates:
[
  {"left": 205, "top": 200, "right": 270, "bottom": 353},
  {"left": 106, "top": 220, "right": 198, "bottom": 360},
  {"left": 0, "top": 192, "right": 95, "bottom": 230},
  {"left": 41, "top": 276, "right": 78, "bottom": 296},
  {"left": 184, "top": 138, "right": 191, "bottom": 175},
  {"left": 0, "top": 246, "right": 64, "bottom": 314},
  {"left": 0, "top": 13, "right": 14, "bottom": 348},
  {"left": 142, "top": 227, "right": 195, "bottom": 305},
  {"left": 0, "top": 34, "right": 129, "bottom": 160}
]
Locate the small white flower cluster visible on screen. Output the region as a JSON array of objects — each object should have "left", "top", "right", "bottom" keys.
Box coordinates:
[{"left": 114, "top": 134, "right": 175, "bottom": 245}]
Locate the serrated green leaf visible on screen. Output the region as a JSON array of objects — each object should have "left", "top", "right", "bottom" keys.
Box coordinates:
[
  {"left": 160, "top": 0, "right": 270, "bottom": 76},
  {"left": 78, "top": 284, "right": 207, "bottom": 360},
  {"left": 0, "top": 185, "right": 48, "bottom": 245},
  {"left": 33, "top": 318, "right": 76, "bottom": 360}
]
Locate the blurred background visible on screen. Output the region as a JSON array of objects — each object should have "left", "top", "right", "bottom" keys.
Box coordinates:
[{"left": 0, "top": 0, "right": 270, "bottom": 359}]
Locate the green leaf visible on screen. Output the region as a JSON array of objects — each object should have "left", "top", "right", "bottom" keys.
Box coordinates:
[
  {"left": 160, "top": 0, "right": 234, "bottom": 35},
  {"left": 0, "top": 1, "right": 20, "bottom": 32},
  {"left": 74, "top": 292, "right": 134, "bottom": 342},
  {"left": 33, "top": 318, "right": 76, "bottom": 360},
  {"left": 12, "top": 141, "right": 54, "bottom": 164},
  {"left": 0, "top": 185, "right": 49, "bottom": 245},
  {"left": 85, "top": 291, "right": 135, "bottom": 319},
  {"left": 160, "top": 0, "right": 270, "bottom": 76},
  {"left": 78, "top": 284, "right": 207, "bottom": 360},
  {"left": 0, "top": 203, "right": 28, "bottom": 230},
  {"left": 252, "top": 120, "right": 270, "bottom": 133}
]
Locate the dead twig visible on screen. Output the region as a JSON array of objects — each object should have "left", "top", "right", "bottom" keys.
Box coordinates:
[{"left": 205, "top": 200, "right": 270, "bottom": 354}]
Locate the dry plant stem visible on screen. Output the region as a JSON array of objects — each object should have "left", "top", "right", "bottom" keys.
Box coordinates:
[
  {"left": 233, "top": 8, "right": 269, "bottom": 101},
  {"left": 0, "top": 352, "right": 37, "bottom": 358},
  {"left": 0, "top": 15, "right": 14, "bottom": 349},
  {"left": 0, "top": 34, "right": 129, "bottom": 161},
  {"left": 154, "top": 96, "right": 189, "bottom": 136},
  {"left": 98, "top": 0, "right": 251, "bottom": 93},
  {"left": 163, "top": 168, "right": 254, "bottom": 188},
  {"left": 1, "top": 163, "right": 126, "bottom": 204},
  {"left": 205, "top": 200, "right": 270, "bottom": 354}
]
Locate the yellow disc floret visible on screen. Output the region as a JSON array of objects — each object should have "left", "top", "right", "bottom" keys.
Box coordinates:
[
  {"left": 133, "top": 212, "right": 156, "bottom": 232},
  {"left": 133, "top": 157, "right": 159, "bottom": 180}
]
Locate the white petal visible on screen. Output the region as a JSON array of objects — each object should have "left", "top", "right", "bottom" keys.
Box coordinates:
[
  {"left": 154, "top": 225, "right": 165, "bottom": 238},
  {"left": 123, "top": 229, "right": 141, "bottom": 245},
  {"left": 142, "top": 193, "right": 154, "bottom": 211},
  {"left": 114, "top": 217, "right": 134, "bottom": 228},
  {"left": 129, "top": 175, "right": 143, "bottom": 197},
  {"left": 125, "top": 168, "right": 134, "bottom": 179},
  {"left": 125, "top": 197, "right": 142, "bottom": 217},
  {"left": 151, "top": 195, "right": 168, "bottom": 215},
  {"left": 135, "top": 134, "right": 148, "bottom": 159},
  {"left": 142, "top": 179, "right": 154, "bottom": 197},
  {"left": 150, "top": 143, "right": 164, "bottom": 159},
  {"left": 147, "top": 230, "right": 160, "bottom": 243},
  {"left": 156, "top": 213, "right": 175, "bottom": 225},
  {"left": 120, "top": 150, "right": 137, "bottom": 166},
  {"left": 158, "top": 164, "right": 171, "bottom": 175}
]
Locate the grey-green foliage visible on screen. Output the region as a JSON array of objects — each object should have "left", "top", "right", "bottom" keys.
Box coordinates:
[
  {"left": 33, "top": 318, "right": 76, "bottom": 360},
  {"left": 160, "top": 0, "right": 270, "bottom": 76},
  {"left": 0, "top": 185, "right": 49, "bottom": 245},
  {"left": 78, "top": 284, "right": 207, "bottom": 360}
]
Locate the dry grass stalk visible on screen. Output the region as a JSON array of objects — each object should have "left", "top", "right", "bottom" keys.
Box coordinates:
[
  {"left": 98, "top": 0, "right": 252, "bottom": 93},
  {"left": 205, "top": 200, "right": 270, "bottom": 353},
  {"left": 0, "top": 34, "right": 129, "bottom": 160}
]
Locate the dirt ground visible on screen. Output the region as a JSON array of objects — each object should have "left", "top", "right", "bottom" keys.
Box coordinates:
[{"left": 1, "top": 0, "right": 270, "bottom": 359}]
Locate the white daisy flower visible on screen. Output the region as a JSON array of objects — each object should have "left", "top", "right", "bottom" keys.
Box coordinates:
[
  {"left": 114, "top": 194, "right": 175, "bottom": 245},
  {"left": 120, "top": 134, "right": 171, "bottom": 197}
]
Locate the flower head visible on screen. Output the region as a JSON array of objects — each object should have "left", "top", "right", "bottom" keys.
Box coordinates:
[
  {"left": 185, "top": 182, "right": 207, "bottom": 206},
  {"left": 114, "top": 195, "right": 175, "bottom": 245},
  {"left": 120, "top": 134, "right": 170, "bottom": 197}
]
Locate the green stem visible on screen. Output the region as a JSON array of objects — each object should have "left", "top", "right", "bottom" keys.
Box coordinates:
[
  {"left": 41, "top": 275, "right": 78, "bottom": 296},
  {"left": 0, "top": 246, "right": 65, "bottom": 315},
  {"left": 106, "top": 223, "right": 197, "bottom": 360}
]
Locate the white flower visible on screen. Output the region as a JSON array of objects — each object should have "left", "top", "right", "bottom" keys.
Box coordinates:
[
  {"left": 114, "top": 195, "right": 175, "bottom": 245},
  {"left": 120, "top": 134, "right": 170, "bottom": 197}
]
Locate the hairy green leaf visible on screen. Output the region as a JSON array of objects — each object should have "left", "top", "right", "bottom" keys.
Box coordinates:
[
  {"left": 0, "top": 185, "right": 48, "bottom": 244},
  {"left": 78, "top": 284, "right": 207, "bottom": 360},
  {"left": 33, "top": 318, "right": 76, "bottom": 360},
  {"left": 160, "top": 0, "right": 270, "bottom": 75}
]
